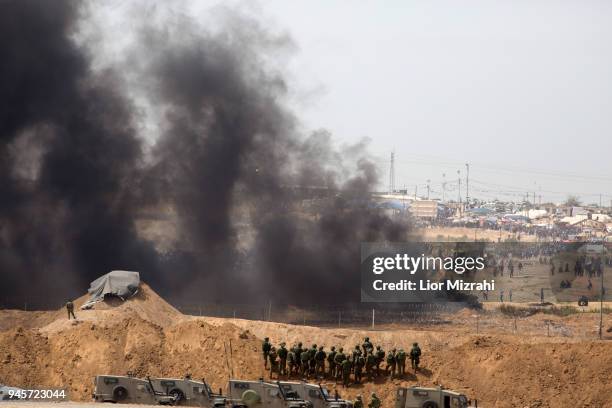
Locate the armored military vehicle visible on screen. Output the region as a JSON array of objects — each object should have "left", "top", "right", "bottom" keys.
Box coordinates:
[
  {"left": 395, "top": 386, "right": 475, "bottom": 408},
  {"left": 278, "top": 381, "right": 352, "bottom": 408},
  {"left": 92, "top": 375, "right": 175, "bottom": 405},
  {"left": 226, "top": 379, "right": 312, "bottom": 408},
  {"left": 149, "top": 376, "right": 226, "bottom": 407}
]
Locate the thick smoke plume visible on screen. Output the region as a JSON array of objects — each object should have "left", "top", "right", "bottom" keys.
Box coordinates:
[{"left": 0, "top": 1, "right": 409, "bottom": 308}]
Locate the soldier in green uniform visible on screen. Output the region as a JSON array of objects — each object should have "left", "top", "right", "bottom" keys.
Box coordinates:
[
  {"left": 334, "top": 347, "right": 346, "bottom": 380},
  {"left": 315, "top": 346, "right": 326, "bottom": 376},
  {"left": 386, "top": 348, "right": 396, "bottom": 378},
  {"left": 278, "top": 342, "right": 288, "bottom": 376},
  {"left": 368, "top": 393, "right": 381, "bottom": 408},
  {"left": 375, "top": 346, "right": 385, "bottom": 376},
  {"left": 295, "top": 342, "right": 303, "bottom": 373},
  {"left": 300, "top": 347, "right": 311, "bottom": 377},
  {"left": 396, "top": 348, "right": 406, "bottom": 376},
  {"left": 66, "top": 300, "right": 76, "bottom": 320},
  {"left": 269, "top": 346, "right": 278, "bottom": 378},
  {"left": 354, "top": 352, "right": 365, "bottom": 384},
  {"left": 410, "top": 342, "right": 421, "bottom": 371},
  {"left": 288, "top": 346, "right": 297, "bottom": 376},
  {"left": 353, "top": 395, "right": 363, "bottom": 408},
  {"left": 362, "top": 337, "right": 373, "bottom": 355},
  {"left": 352, "top": 345, "right": 362, "bottom": 360},
  {"left": 341, "top": 356, "right": 352, "bottom": 388},
  {"left": 327, "top": 346, "right": 337, "bottom": 378},
  {"left": 309, "top": 344, "right": 318, "bottom": 375},
  {"left": 365, "top": 352, "right": 376, "bottom": 380},
  {"left": 262, "top": 337, "right": 272, "bottom": 369}
]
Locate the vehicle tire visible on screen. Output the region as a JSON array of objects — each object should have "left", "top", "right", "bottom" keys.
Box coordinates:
[
  {"left": 169, "top": 389, "right": 185, "bottom": 405},
  {"left": 112, "top": 386, "right": 128, "bottom": 401},
  {"left": 241, "top": 390, "right": 261, "bottom": 406},
  {"left": 422, "top": 402, "right": 438, "bottom": 408}
]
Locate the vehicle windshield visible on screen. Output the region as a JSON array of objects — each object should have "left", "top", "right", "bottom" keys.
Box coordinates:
[
  {"left": 321, "top": 387, "right": 330, "bottom": 399},
  {"left": 459, "top": 395, "right": 468, "bottom": 407}
]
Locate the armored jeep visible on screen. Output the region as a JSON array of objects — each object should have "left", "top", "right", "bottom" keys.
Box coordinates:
[
  {"left": 149, "top": 376, "right": 226, "bottom": 407},
  {"left": 395, "top": 386, "right": 474, "bottom": 408},
  {"left": 278, "top": 381, "right": 352, "bottom": 408},
  {"left": 226, "top": 379, "right": 312, "bottom": 408},
  {"left": 92, "top": 375, "right": 175, "bottom": 405}
]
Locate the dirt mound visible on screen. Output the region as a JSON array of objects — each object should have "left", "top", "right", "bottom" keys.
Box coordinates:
[
  {"left": 1, "top": 285, "right": 611, "bottom": 407},
  {"left": 40, "top": 283, "right": 184, "bottom": 332},
  {"left": 429, "top": 337, "right": 612, "bottom": 408},
  {"left": 0, "top": 316, "right": 261, "bottom": 400}
]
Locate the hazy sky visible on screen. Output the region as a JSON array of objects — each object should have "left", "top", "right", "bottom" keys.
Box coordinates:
[{"left": 97, "top": 0, "right": 612, "bottom": 204}]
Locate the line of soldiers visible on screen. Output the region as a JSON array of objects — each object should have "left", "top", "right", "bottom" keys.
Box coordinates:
[
  {"left": 354, "top": 393, "right": 380, "bottom": 408},
  {"left": 262, "top": 337, "right": 422, "bottom": 387}
]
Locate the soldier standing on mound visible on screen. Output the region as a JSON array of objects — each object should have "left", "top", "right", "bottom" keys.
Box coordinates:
[
  {"left": 341, "top": 357, "right": 352, "bottom": 388},
  {"left": 334, "top": 348, "right": 346, "bottom": 380},
  {"left": 269, "top": 346, "right": 278, "bottom": 377},
  {"left": 66, "top": 299, "right": 76, "bottom": 320},
  {"left": 375, "top": 346, "right": 385, "bottom": 376},
  {"left": 315, "top": 346, "right": 326, "bottom": 376},
  {"left": 396, "top": 348, "right": 406, "bottom": 376},
  {"left": 288, "top": 346, "right": 297, "bottom": 375},
  {"left": 386, "top": 348, "right": 397, "bottom": 378},
  {"left": 410, "top": 342, "right": 421, "bottom": 372},
  {"left": 327, "top": 346, "right": 337, "bottom": 378},
  {"left": 365, "top": 351, "right": 376, "bottom": 380},
  {"left": 354, "top": 353, "right": 365, "bottom": 384},
  {"left": 300, "top": 347, "right": 310, "bottom": 377},
  {"left": 362, "top": 337, "right": 373, "bottom": 355},
  {"left": 262, "top": 337, "right": 272, "bottom": 369},
  {"left": 278, "top": 342, "right": 288, "bottom": 376}
]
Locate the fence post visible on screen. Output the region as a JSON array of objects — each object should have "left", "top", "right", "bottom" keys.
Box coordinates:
[
  {"left": 268, "top": 300, "right": 272, "bottom": 322},
  {"left": 371, "top": 309, "right": 375, "bottom": 329},
  {"left": 338, "top": 311, "right": 341, "bottom": 328}
]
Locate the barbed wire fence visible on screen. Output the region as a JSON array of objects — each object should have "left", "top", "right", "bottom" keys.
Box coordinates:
[
  {"left": 170, "top": 301, "right": 608, "bottom": 339},
  {"left": 1, "top": 294, "right": 606, "bottom": 339}
]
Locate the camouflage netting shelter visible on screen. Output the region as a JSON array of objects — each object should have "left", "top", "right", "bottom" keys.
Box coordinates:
[{"left": 82, "top": 270, "right": 140, "bottom": 309}]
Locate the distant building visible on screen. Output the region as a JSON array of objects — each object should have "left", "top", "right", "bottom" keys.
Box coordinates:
[{"left": 410, "top": 200, "right": 438, "bottom": 219}]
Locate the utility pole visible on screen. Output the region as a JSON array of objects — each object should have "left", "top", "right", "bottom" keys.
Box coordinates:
[
  {"left": 465, "top": 163, "right": 470, "bottom": 204},
  {"left": 600, "top": 265, "right": 605, "bottom": 339},
  {"left": 414, "top": 185, "right": 417, "bottom": 200},
  {"left": 426, "top": 179, "right": 431, "bottom": 200},
  {"left": 600, "top": 194, "right": 602, "bottom": 208},
  {"left": 457, "top": 170, "right": 461, "bottom": 203},
  {"left": 442, "top": 173, "right": 446, "bottom": 202},
  {"left": 389, "top": 151, "right": 395, "bottom": 193}
]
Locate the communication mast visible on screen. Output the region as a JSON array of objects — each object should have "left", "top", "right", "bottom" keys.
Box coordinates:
[{"left": 389, "top": 151, "right": 395, "bottom": 193}]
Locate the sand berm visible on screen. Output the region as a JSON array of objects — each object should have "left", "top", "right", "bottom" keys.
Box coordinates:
[{"left": 1, "top": 284, "right": 611, "bottom": 408}]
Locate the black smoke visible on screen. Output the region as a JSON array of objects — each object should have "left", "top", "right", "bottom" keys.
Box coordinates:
[{"left": 0, "top": 1, "right": 409, "bottom": 308}]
